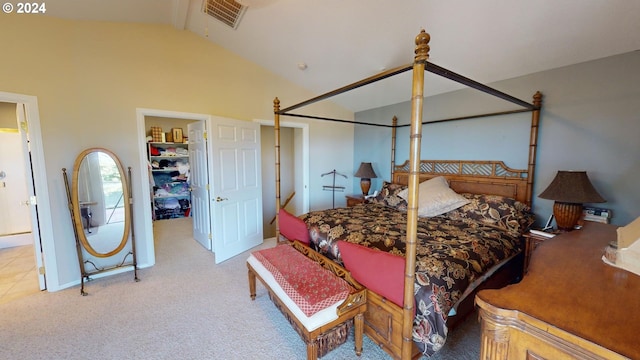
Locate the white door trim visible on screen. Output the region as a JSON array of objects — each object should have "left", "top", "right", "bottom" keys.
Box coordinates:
[
  {"left": 0, "top": 91, "right": 56, "bottom": 291},
  {"left": 253, "top": 119, "right": 309, "bottom": 214}
]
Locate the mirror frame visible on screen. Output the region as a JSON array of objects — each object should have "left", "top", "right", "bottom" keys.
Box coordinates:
[{"left": 70, "top": 148, "right": 131, "bottom": 258}]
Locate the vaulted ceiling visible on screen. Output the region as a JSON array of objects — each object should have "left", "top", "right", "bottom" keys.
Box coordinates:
[{"left": 44, "top": 0, "right": 640, "bottom": 112}]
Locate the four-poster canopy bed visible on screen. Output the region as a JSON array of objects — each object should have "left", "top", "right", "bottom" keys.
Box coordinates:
[{"left": 269, "top": 30, "right": 543, "bottom": 359}]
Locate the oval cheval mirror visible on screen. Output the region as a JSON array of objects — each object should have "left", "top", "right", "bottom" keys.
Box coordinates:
[{"left": 62, "top": 148, "right": 139, "bottom": 295}]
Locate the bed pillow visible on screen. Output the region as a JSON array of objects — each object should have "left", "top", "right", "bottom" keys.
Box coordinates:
[
  {"left": 443, "top": 193, "right": 536, "bottom": 236},
  {"left": 368, "top": 181, "right": 408, "bottom": 211},
  {"left": 279, "top": 209, "right": 311, "bottom": 245},
  {"left": 397, "top": 176, "right": 470, "bottom": 217},
  {"left": 337, "top": 241, "right": 405, "bottom": 307}
]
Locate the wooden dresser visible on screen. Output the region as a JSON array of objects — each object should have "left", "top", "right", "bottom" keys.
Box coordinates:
[{"left": 476, "top": 222, "right": 640, "bottom": 360}]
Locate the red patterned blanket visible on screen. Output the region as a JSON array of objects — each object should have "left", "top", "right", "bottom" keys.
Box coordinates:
[{"left": 252, "top": 244, "right": 351, "bottom": 317}]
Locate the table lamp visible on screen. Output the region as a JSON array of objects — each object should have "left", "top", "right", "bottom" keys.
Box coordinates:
[
  {"left": 354, "top": 162, "right": 377, "bottom": 196},
  {"left": 538, "top": 170, "right": 606, "bottom": 231}
]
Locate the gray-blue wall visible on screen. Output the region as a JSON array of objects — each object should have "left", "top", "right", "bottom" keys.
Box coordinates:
[{"left": 355, "top": 51, "right": 640, "bottom": 227}]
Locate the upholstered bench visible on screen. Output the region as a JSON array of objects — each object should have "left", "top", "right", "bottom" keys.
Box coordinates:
[{"left": 247, "top": 241, "right": 367, "bottom": 360}]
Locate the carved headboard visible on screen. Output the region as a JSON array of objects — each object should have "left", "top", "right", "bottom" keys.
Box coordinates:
[{"left": 392, "top": 160, "right": 531, "bottom": 205}]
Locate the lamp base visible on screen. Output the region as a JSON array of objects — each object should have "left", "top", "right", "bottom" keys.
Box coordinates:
[
  {"left": 360, "top": 178, "right": 371, "bottom": 197},
  {"left": 553, "top": 202, "right": 583, "bottom": 232}
]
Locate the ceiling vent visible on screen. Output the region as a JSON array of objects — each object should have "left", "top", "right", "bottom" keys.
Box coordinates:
[{"left": 203, "top": 0, "right": 247, "bottom": 29}]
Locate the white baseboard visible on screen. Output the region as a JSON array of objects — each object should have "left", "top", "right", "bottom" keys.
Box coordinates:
[{"left": 0, "top": 232, "right": 32, "bottom": 249}]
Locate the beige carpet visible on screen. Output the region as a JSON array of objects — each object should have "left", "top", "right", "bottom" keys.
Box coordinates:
[{"left": 0, "top": 217, "right": 480, "bottom": 359}]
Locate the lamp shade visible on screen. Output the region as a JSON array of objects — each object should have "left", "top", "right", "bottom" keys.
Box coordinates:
[
  {"left": 539, "top": 171, "right": 605, "bottom": 203},
  {"left": 539, "top": 170, "right": 605, "bottom": 231},
  {"left": 354, "top": 162, "right": 377, "bottom": 179}
]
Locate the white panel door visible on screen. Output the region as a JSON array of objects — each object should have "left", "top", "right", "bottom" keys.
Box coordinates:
[
  {"left": 188, "top": 121, "right": 211, "bottom": 250},
  {"left": 210, "top": 116, "right": 263, "bottom": 263}
]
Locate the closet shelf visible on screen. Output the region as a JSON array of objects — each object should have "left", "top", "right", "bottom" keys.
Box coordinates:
[{"left": 148, "top": 141, "right": 191, "bottom": 220}]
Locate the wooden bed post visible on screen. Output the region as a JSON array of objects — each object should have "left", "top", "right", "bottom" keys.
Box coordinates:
[
  {"left": 402, "top": 30, "right": 430, "bottom": 360},
  {"left": 526, "top": 91, "right": 543, "bottom": 206},
  {"left": 391, "top": 116, "right": 398, "bottom": 179},
  {"left": 274, "top": 97, "right": 282, "bottom": 242}
]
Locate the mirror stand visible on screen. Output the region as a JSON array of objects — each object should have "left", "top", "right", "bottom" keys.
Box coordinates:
[{"left": 63, "top": 150, "right": 139, "bottom": 296}]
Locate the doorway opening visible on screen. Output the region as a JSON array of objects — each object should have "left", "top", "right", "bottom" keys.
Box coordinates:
[
  {"left": 144, "top": 116, "right": 197, "bottom": 222},
  {"left": 136, "top": 110, "right": 309, "bottom": 264},
  {"left": 0, "top": 121, "right": 37, "bottom": 303},
  {"left": 136, "top": 109, "right": 207, "bottom": 265},
  {"left": 258, "top": 119, "right": 309, "bottom": 239},
  {"left": 0, "top": 92, "right": 56, "bottom": 294},
  {"left": 0, "top": 110, "right": 32, "bottom": 245}
]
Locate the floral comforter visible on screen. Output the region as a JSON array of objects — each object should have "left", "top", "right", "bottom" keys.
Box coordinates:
[{"left": 300, "top": 200, "right": 527, "bottom": 356}]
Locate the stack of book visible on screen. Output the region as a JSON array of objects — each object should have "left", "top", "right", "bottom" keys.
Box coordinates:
[{"left": 583, "top": 206, "right": 611, "bottom": 224}]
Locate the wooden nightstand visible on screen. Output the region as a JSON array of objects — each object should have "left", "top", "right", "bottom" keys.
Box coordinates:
[
  {"left": 345, "top": 195, "right": 365, "bottom": 207},
  {"left": 523, "top": 230, "right": 556, "bottom": 274}
]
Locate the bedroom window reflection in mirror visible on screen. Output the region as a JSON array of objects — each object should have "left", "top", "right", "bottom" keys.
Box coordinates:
[{"left": 77, "top": 151, "right": 125, "bottom": 250}]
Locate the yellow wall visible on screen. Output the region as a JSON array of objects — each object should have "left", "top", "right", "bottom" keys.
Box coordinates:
[
  {"left": 0, "top": 102, "right": 16, "bottom": 128},
  {"left": 0, "top": 14, "right": 354, "bottom": 289}
]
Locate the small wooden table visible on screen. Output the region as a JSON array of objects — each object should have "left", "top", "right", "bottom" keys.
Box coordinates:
[
  {"left": 522, "top": 230, "right": 553, "bottom": 274},
  {"left": 476, "top": 222, "right": 640, "bottom": 360},
  {"left": 345, "top": 195, "right": 365, "bottom": 207}
]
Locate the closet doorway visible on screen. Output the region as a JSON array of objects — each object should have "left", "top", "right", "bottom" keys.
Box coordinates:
[
  {"left": 141, "top": 113, "right": 203, "bottom": 256},
  {"left": 137, "top": 109, "right": 268, "bottom": 264}
]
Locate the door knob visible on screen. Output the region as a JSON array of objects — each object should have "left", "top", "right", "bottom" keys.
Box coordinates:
[{"left": 215, "top": 197, "right": 228, "bottom": 202}]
